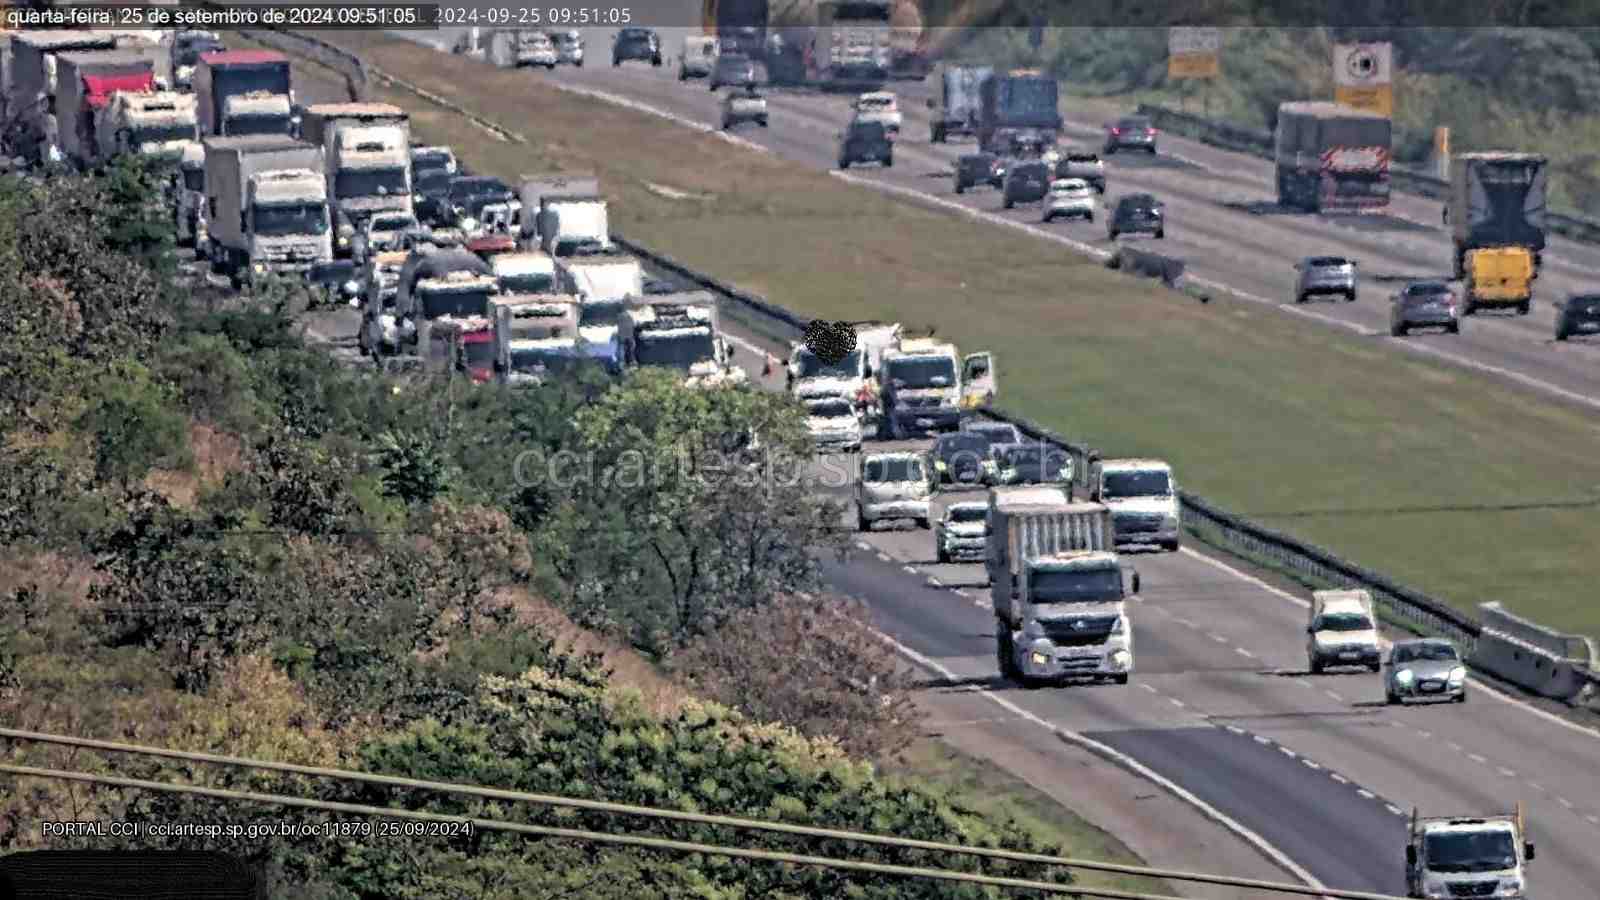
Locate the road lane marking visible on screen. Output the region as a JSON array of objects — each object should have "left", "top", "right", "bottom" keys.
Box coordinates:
[
  {"left": 1330, "top": 773, "right": 1349, "bottom": 784},
  {"left": 1234, "top": 647, "right": 1255, "bottom": 659},
  {"left": 1467, "top": 753, "right": 1487, "bottom": 764},
  {"left": 1208, "top": 632, "right": 1228, "bottom": 642},
  {"left": 926, "top": 577, "right": 942, "bottom": 587},
  {"left": 1386, "top": 804, "right": 1404, "bottom": 816},
  {"left": 1302, "top": 759, "right": 1321, "bottom": 770},
  {"left": 1253, "top": 735, "right": 1271, "bottom": 745},
  {"left": 1498, "top": 767, "right": 1517, "bottom": 778},
  {"left": 901, "top": 565, "right": 917, "bottom": 574},
  {"left": 1278, "top": 747, "right": 1296, "bottom": 758},
  {"left": 1168, "top": 697, "right": 1186, "bottom": 708},
  {"left": 1225, "top": 725, "right": 1245, "bottom": 735},
  {"left": 1324, "top": 690, "right": 1344, "bottom": 702},
  {"left": 1357, "top": 789, "right": 1375, "bottom": 800},
  {"left": 1172, "top": 617, "right": 1196, "bottom": 628},
  {"left": 876, "top": 552, "right": 891, "bottom": 562}
]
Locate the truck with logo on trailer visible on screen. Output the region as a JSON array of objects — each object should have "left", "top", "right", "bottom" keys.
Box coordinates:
[
  {"left": 1443, "top": 151, "right": 1548, "bottom": 284},
  {"left": 1273, "top": 101, "right": 1391, "bottom": 213},
  {"left": 987, "top": 487, "right": 1135, "bottom": 687}
]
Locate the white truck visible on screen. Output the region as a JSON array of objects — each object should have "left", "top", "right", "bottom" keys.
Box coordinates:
[
  {"left": 857, "top": 450, "right": 932, "bottom": 530},
  {"left": 557, "top": 253, "right": 642, "bottom": 372},
  {"left": 174, "top": 140, "right": 207, "bottom": 246},
  {"left": 988, "top": 487, "right": 1135, "bottom": 686},
  {"left": 490, "top": 250, "right": 559, "bottom": 295},
  {"left": 96, "top": 90, "right": 197, "bottom": 164},
  {"left": 619, "top": 292, "right": 745, "bottom": 388},
  {"left": 518, "top": 172, "right": 603, "bottom": 252},
  {"left": 202, "top": 134, "right": 331, "bottom": 287},
  {"left": 787, "top": 320, "right": 901, "bottom": 432},
  {"left": 8, "top": 31, "right": 122, "bottom": 164},
  {"left": 877, "top": 337, "right": 997, "bottom": 439},
  {"left": 410, "top": 271, "right": 501, "bottom": 355},
  {"left": 803, "top": 394, "right": 863, "bottom": 453},
  {"left": 533, "top": 192, "right": 612, "bottom": 258},
  {"left": 1306, "top": 589, "right": 1381, "bottom": 674},
  {"left": 54, "top": 50, "right": 156, "bottom": 168},
  {"left": 1406, "top": 805, "right": 1534, "bottom": 900},
  {"left": 1086, "top": 458, "right": 1182, "bottom": 552},
  {"left": 193, "top": 50, "right": 293, "bottom": 138},
  {"left": 491, "top": 293, "right": 584, "bottom": 386},
  {"left": 326, "top": 124, "right": 413, "bottom": 258}
]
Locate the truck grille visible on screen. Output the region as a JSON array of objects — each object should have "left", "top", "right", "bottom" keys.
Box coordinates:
[
  {"left": 1039, "top": 616, "right": 1117, "bottom": 646},
  {"left": 1446, "top": 883, "right": 1497, "bottom": 897},
  {"left": 1115, "top": 513, "right": 1165, "bottom": 534}
]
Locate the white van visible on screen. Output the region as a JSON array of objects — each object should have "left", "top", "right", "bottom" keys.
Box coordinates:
[
  {"left": 857, "top": 451, "right": 932, "bottom": 530},
  {"left": 680, "top": 35, "right": 718, "bottom": 80}
]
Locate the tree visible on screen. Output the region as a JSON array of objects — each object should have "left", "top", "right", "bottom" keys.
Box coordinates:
[
  {"left": 74, "top": 360, "right": 193, "bottom": 488},
  {"left": 544, "top": 371, "right": 843, "bottom": 655},
  {"left": 373, "top": 428, "right": 456, "bottom": 506}
]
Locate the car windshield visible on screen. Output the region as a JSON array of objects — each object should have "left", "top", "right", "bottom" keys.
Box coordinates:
[
  {"left": 1307, "top": 256, "right": 1349, "bottom": 268},
  {"left": 1029, "top": 567, "right": 1123, "bottom": 603},
  {"left": 635, "top": 331, "right": 716, "bottom": 369},
  {"left": 228, "top": 113, "right": 291, "bottom": 137},
  {"left": 500, "top": 272, "right": 556, "bottom": 293},
  {"left": 416, "top": 171, "right": 451, "bottom": 195},
  {"left": 182, "top": 168, "right": 204, "bottom": 191},
  {"left": 937, "top": 434, "right": 990, "bottom": 457},
  {"left": 334, "top": 168, "right": 407, "bottom": 199},
  {"left": 1117, "top": 117, "right": 1151, "bottom": 130},
  {"left": 1314, "top": 612, "right": 1372, "bottom": 632},
  {"left": 1101, "top": 470, "right": 1171, "bottom": 498},
  {"left": 253, "top": 203, "right": 328, "bottom": 236},
  {"left": 370, "top": 215, "right": 415, "bottom": 232},
  {"left": 807, "top": 398, "right": 855, "bottom": 418},
  {"left": 795, "top": 347, "right": 862, "bottom": 379},
  {"left": 886, "top": 356, "right": 955, "bottom": 389},
  {"left": 947, "top": 506, "right": 987, "bottom": 524},
  {"left": 1423, "top": 830, "right": 1518, "bottom": 873},
  {"left": 131, "top": 124, "right": 194, "bottom": 145},
  {"left": 450, "top": 178, "right": 508, "bottom": 201},
  {"left": 1394, "top": 643, "right": 1459, "bottom": 663},
  {"left": 850, "top": 123, "right": 885, "bottom": 140},
  {"left": 1406, "top": 283, "right": 1452, "bottom": 298},
  {"left": 461, "top": 339, "right": 495, "bottom": 367},
  {"left": 1066, "top": 153, "right": 1098, "bottom": 162},
  {"left": 419, "top": 287, "right": 491, "bottom": 319},
  {"left": 865, "top": 457, "right": 924, "bottom": 482},
  {"left": 579, "top": 300, "right": 628, "bottom": 327}
]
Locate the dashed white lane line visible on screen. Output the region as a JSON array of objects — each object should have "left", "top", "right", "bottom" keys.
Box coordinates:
[
  {"left": 1302, "top": 759, "right": 1322, "bottom": 770},
  {"left": 1226, "top": 725, "right": 1245, "bottom": 735},
  {"left": 1586, "top": 814, "right": 1600, "bottom": 825},
  {"left": 1530, "top": 782, "right": 1546, "bottom": 793},
  {"left": 1293, "top": 678, "right": 1312, "bottom": 689},
  {"left": 1386, "top": 804, "right": 1405, "bottom": 816},
  {"left": 1416, "top": 730, "right": 1432, "bottom": 739},
  {"left": 1357, "top": 789, "right": 1376, "bottom": 800},
  {"left": 1140, "top": 683, "right": 1159, "bottom": 694},
  {"left": 1208, "top": 632, "right": 1228, "bottom": 643},
  {"left": 1234, "top": 647, "right": 1255, "bottom": 659},
  {"left": 1467, "top": 753, "right": 1488, "bottom": 764},
  {"left": 1172, "top": 616, "right": 1197, "bottom": 628},
  {"left": 1278, "top": 746, "right": 1297, "bottom": 758},
  {"left": 901, "top": 565, "right": 917, "bottom": 574},
  {"left": 876, "top": 552, "right": 891, "bottom": 562},
  {"left": 855, "top": 540, "right": 872, "bottom": 551},
  {"left": 1447, "top": 742, "right": 1464, "bottom": 753},
  {"left": 1557, "top": 797, "right": 1574, "bottom": 809},
  {"left": 1331, "top": 774, "right": 1349, "bottom": 784},
  {"left": 1498, "top": 767, "right": 1517, "bottom": 778},
  {"left": 1168, "top": 697, "right": 1186, "bottom": 708},
  {"left": 1325, "top": 690, "right": 1344, "bottom": 702},
  {"left": 1253, "top": 735, "right": 1271, "bottom": 745}
]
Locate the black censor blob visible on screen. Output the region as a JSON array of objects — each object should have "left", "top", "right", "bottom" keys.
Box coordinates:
[{"left": 802, "top": 320, "right": 857, "bottom": 365}]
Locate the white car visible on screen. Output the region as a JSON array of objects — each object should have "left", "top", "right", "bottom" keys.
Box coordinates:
[
  {"left": 804, "top": 395, "right": 862, "bottom": 453},
  {"left": 1042, "top": 178, "right": 1095, "bottom": 223},
  {"left": 856, "top": 451, "right": 932, "bottom": 530},
  {"left": 551, "top": 30, "right": 584, "bottom": 66},
  {"left": 517, "top": 33, "right": 559, "bottom": 69},
  {"left": 851, "top": 91, "right": 902, "bottom": 136}
]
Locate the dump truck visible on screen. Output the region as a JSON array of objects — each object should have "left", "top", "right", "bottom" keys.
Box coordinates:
[
  {"left": 1444, "top": 152, "right": 1548, "bottom": 280},
  {"left": 327, "top": 124, "right": 413, "bottom": 257},
  {"left": 986, "top": 488, "right": 1134, "bottom": 686},
  {"left": 877, "top": 337, "right": 997, "bottom": 439},
  {"left": 422, "top": 315, "right": 496, "bottom": 382},
  {"left": 53, "top": 50, "right": 156, "bottom": 168},
  {"left": 976, "top": 68, "right": 1062, "bottom": 156},
  {"left": 1406, "top": 804, "right": 1534, "bottom": 899},
  {"left": 927, "top": 63, "right": 992, "bottom": 143},
  {"left": 202, "top": 134, "right": 330, "bottom": 286},
  {"left": 492, "top": 293, "right": 585, "bottom": 386},
  {"left": 619, "top": 291, "right": 746, "bottom": 387},
  {"left": 194, "top": 49, "right": 292, "bottom": 137},
  {"left": 7, "top": 31, "right": 121, "bottom": 163},
  {"left": 95, "top": 89, "right": 196, "bottom": 165},
  {"left": 173, "top": 140, "right": 207, "bottom": 246},
  {"left": 1273, "top": 101, "right": 1392, "bottom": 213},
  {"left": 1460, "top": 246, "right": 1535, "bottom": 316}
]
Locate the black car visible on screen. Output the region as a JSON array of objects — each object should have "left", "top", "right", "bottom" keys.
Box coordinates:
[
  {"left": 1106, "top": 193, "right": 1165, "bottom": 240},
  {"left": 1002, "top": 159, "right": 1051, "bottom": 209},
  {"left": 838, "top": 120, "right": 892, "bottom": 169},
  {"left": 710, "top": 52, "right": 757, "bottom": 91},
  {"left": 445, "top": 175, "right": 515, "bottom": 226},
  {"left": 1104, "top": 115, "right": 1157, "bottom": 154},
  {"left": 412, "top": 168, "right": 455, "bottom": 225},
  {"left": 931, "top": 432, "right": 992, "bottom": 485},
  {"left": 1555, "top": 293, "right": 1600, "bottom": 341},
  {"left": 304, "top": 259, "right": 361, "bottom": 307},
  {"left": 992, "top": 444, "right": 1072, "bottom": 487},
  {"left": 953, "top": 152, "right": 1005, "bottom": 194},
  {"left": 612, "top": 27, "right": 661, "bottom": 67}
]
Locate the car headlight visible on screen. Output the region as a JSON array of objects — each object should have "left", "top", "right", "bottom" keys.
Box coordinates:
[
  {"left": 252, "top": 263, "right": 267, "bottom": 274},
  {"left": 1499, "top": 877, "right": 1524, "bottom": 896},
  {"left": 1448, "top": 666, "right": 1466, "bottom": 684},
  {"left": 933, "top": 459, "right": 947, "bottom": 471},
  {"left": 1110, "top": 649, "right": 1131, "bottom": 669},
  {"left": 1030, "top": 650, "right": 1049, "bottom": 666},
  {"left": 1422, "top": 883, "right": 1449, "bottom": 899},
  {"left": 1395, "top": 669, "right": 1415, "bottom": 685}
]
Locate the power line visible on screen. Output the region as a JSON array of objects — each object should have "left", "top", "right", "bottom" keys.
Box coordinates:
[
  {"left": 0, "top": 727, "right": 1407, "bottom": 899},
  {"left": 0, "top": 762, "right": 1163, "bottom": 900}
]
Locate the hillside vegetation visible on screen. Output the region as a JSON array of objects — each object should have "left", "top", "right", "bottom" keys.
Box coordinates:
[
  {"left": 955, "top": 27, "right": 1600, "bottom": 215},
  {"left": 0, "top": 159, "right": 1094, "bottom": 896}
]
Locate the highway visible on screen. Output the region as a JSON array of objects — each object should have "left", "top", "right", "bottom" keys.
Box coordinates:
[
  {"left": 293, "top": 30, "right": 1600, "bottom": 896},
  {"left": 450, "top": 24, "right": 1600, "bottom": 411}
]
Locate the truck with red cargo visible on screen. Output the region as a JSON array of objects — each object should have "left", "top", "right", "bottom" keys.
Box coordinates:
[
  {"left": 1273, "top": 101, "right": 1392, "bottom": 213},
  {"left": 53, "top": 50, "right": 155, "bottom": 168}
]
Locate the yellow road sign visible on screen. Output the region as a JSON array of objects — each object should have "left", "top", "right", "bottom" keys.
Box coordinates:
[
  {"left": 1335, "top": 84, "right": 1393, "bottom": 118},
  {"left": 1168, "top": 53, "right": 1219, "bottom": 79}
]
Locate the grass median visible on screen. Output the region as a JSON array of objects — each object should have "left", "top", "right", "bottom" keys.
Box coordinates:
[{"left": 319, "top": 31, "right": 1600, "bottom": 641}]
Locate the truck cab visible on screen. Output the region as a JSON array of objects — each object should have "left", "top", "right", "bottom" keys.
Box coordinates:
[
  {"left": 220, "top": 90, "right": 293, "bottom": 137},
  {"left": 1306, "top": 589, "right": 1381, "bottom": 674},
  {"left": 329, "top": 125, "right": 412, "bottom": 256},
  {"left": 410, "top": 272, "right": 499, "bottom": 353},
  {"left": 619, "top": 294, "right": 744, "bottom": 388},
  {"left": 878, "top": 339, "right": 997, "bottom": 439},
  {"left": 927, "top": 64, "right": 993, "bottom": 143},
  {"left": 1406, "top": 806, "right": 1533, "bottom": 900},
  {"left": 1009, "top": 550, "right": 1135, "bottom": 686},
  {"left": 99, "top": 91, "right": 198, "bottom": 163},
  {"left": 425, "top": 315, "right": 496, "bottom": 383},
  {"left": 1089, "top": 458, "right": 1181, "bottom": 551},
  {"left": 535, "top": 193, "right": 610, "bottom": 257},
  {"left": 557, "top": 253, "right": 642, "bottom": 371},
  {"left": 491, "top": 251, "right": 558, "bottom": 294},
  {"left": 856, "top": 451, "right": 932, "bottom": 531}
]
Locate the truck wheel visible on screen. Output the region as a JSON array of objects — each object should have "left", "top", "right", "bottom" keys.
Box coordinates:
[
  {"left": 652, "top": 55, "right": 662, "bottom": 66},
  {"left": 916, "top": 517, "right": 930, "bottom": 530},
  {"left": 679, "top": 69, "right": 686, "bottom": 81},
  {"left": 1368, "top": 662, "right": 1381, "bottom": 673},
  {"left": 838, "top": 158, "right": 849, "bottom": 170},
  {"left": 1460, "top": 299, "right": 1476, "bottom": 316},
  {"left": 1517, "top": 300, "right": 1531, "bottom": 315},
  {"left": 1295, "top": 292, "right": 1308, "bottom": 304},
  {"left": 996, "top": 629, "right": 1020, "bottom": 682},
  {"left": 1385, "top": 689, "right": 1398, "bottom": 705},
  {"left": 1154, "top": 228, "right": 1165, "bottom": 239},
  {"left": 1110, "top": 673, "right": 1129, "bottom": 685},
  {"left": 883, "top": 153, "right": 893, "bottom": 168},
  {"left": 1391, "top": 322, "right": 1406, "bottom": 337},
  {"left": 1161, "top": 538, "right": 1180, "bottom": 552},
  {"left": 1346, "top": 289, "right": 1357, "bottom": 303},
  {"left": 758, "top": 117, "right": 768, "bottom": 128},
  {"left": 1555, "top": 325, "right": 1570, "bottom": 341},
  {"left": 1003, "top": 197, "right": 1014, "bottom": 209},
  {"left": 954, "top": 182, "right": 964, "bottom": 194}
]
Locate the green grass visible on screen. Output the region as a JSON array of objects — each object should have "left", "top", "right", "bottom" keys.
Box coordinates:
[
  {"left": 885, "top": 737, "right": 1175, "bottom": 897},
  {"left": 323, "top": 32, "right": 1600, "bottom": 641}
]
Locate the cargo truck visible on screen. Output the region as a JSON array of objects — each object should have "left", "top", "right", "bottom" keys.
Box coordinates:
[
  {"left": 518, "top": 172, "right": 599, "bottom": 248},
  {"left": 987, "top": 488, "right": 1135, "bottom": 687},
  {"left": 976, "top": 68, "right": 1061, "bottom": 156},
  {"left": 54, "top": 50, "right": 156, "bottom": 168},
  {"left": 96, "top": 89, "right": 197, "bottom": 164},
  {"left": 1273, "top": 101, "right": 1391, "bottom": 213},
  {"left": 491, "top": 293, "right": 585, "bottom": 385},
  {"left": 410, "top": 271, "right": 500, "bottom": 357},
  {"left": 202, "top": 134, "right": 331, "bottom": 287},
  {"left": 619, "top": 291, "right": 746, "bottom": 387},
  {"left": 8, "top": 31, "right": 121, "bottom": 163},
  {"left": 173, "top": 140, "right": 206, "bottom": 246},
  {"left": 1443, "top": 152, "right": 1548, "bottom": 280},
  {"left": 926, "top": 63, "right": 992, "bottom": 143},
  {"left": 327, "top": 124, "right": 413, "bottom": 257},
  {"left": 758, "top": 0, "right": 908, "bottom": 89},
  {"left": 533, "top": 192, "right": 612, "bottom": 258},
  {"left": 557, "top": 252, "right": 642, "bottom": 372},
  {"left": 877, "top": 337, "right": 997, "bottom": 439},
  {"left": 423, "top": 315, "right": 496, "bottom": 382},
  {"left": 1406, "top": 804, "right": 1534, "bottom": 899},
  {"left": 194, "top": 49, "right": 293, "bottom": 137}
]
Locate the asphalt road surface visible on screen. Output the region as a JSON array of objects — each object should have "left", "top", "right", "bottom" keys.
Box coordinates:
[{"left": 287, "top": 35, "right": 1600, "bottom": 897}]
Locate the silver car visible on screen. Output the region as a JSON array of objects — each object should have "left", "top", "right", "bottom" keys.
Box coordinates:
[
  {"left": 1390, "top": 281, "right": 1460, "bottom": 336},
  {"left": 934, "top": 501, "right": 989, "bottom": 564},
  {"left": 1293, "top": 255, "right": 1358, "bottom": 303},
  {"left": 1383, "top": 639, "right": 1467, "bottom": 704}
]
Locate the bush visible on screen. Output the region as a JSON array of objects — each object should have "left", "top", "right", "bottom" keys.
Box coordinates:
[{"left": 74, "top": 360, "right": 194, "bottom": 488}]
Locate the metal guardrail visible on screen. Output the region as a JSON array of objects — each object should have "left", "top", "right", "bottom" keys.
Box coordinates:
[
  {"left": 276, "top": 32, "right": 1595, "bottom": 701},
  {"left": 1132, "top": 103, "right": 1600, "bottom": 246}
]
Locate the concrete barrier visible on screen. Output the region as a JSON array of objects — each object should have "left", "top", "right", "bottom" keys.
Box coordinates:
[
  {"left": 1109, "top": 241, "right": 1186, "bottom": 288},
  {"left": 1468, "top": 602, "right": 1596, "bottom": 701}
]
